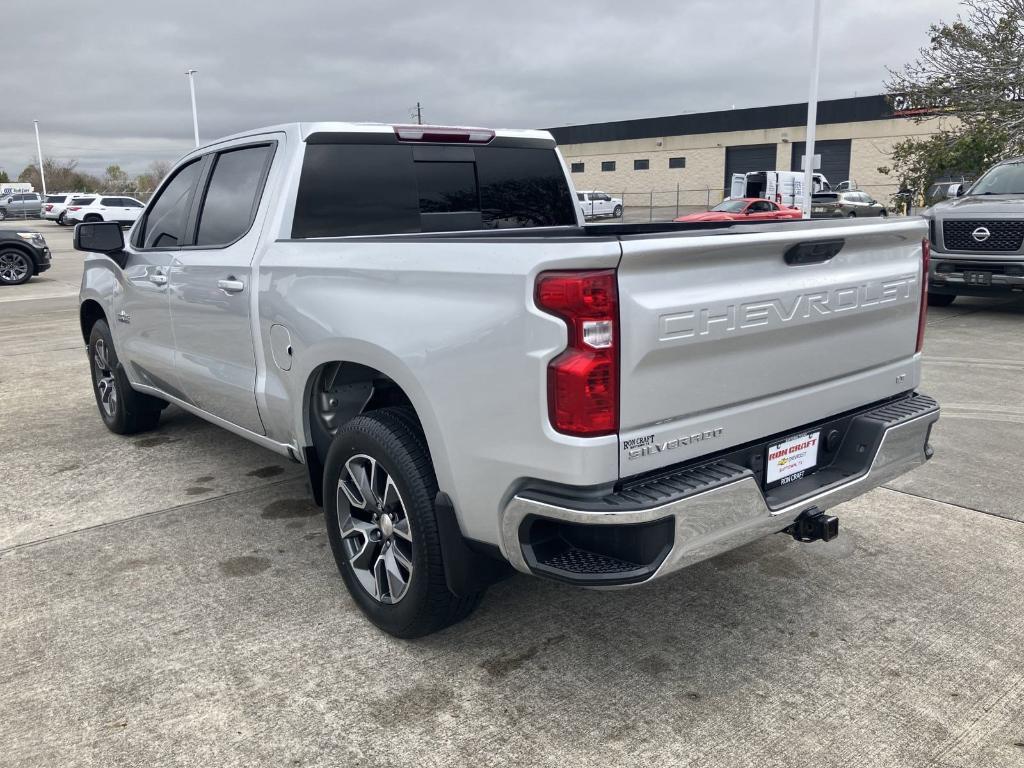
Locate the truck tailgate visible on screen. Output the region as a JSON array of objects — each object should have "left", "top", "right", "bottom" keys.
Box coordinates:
[{"left": 616, "top": 219, "right": 928, "bottom": 477}]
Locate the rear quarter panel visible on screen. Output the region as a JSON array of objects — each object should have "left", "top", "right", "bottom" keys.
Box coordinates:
[{"left": 256, "top": 236, "right": 622, "bottom": 547}]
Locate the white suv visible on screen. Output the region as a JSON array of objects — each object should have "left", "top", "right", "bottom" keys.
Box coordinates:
[
  {"left": 577, "top": 190, "right": 623, "bottom": 219},
  {"left": 42, "top": 193, "right": 88, "bottom": 225},
  {"left": 65, "top": 195, "right": 146, "bottom": 226}
]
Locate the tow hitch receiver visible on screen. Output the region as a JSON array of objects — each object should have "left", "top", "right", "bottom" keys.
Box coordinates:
[{"left": 785, "top": 507, "right": 839, "bottom": 543}]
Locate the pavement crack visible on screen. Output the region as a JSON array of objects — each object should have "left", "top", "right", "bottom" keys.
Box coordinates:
[
  {"left": 879, "top": 485, "right": 1023, "bottom": 524},
  {"left": 0, "top": 477, "right": 304, "bottom": 556}
]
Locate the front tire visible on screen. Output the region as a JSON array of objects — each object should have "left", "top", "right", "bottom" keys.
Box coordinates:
[
  {"left": 847, "top": 211, "right": 857, "bottom": 218},
  {"left": 0, "top": 249, "right": 33, "bottom": 285},
  {"left": 88, "top": 320, "right": 165, "bottom": 434},
  {"left": 927, "top": 292, "right": 956, "bottom": 307},
  {"left": 0, "top": 209, "right": 7, "bottom": 221},
  {"left": 324, "top": 407, "right": 482, "bottom": 638},
  {"left": 613, "top": 204, "right": 623, "bottom": 218},
  {"left": 57, "top": 211, "right": 67, "bottom": 225}
]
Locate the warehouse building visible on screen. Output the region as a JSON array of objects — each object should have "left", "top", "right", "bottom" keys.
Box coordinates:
[{"left": 548, "top": 95, "right": 941, "bottom": 210}]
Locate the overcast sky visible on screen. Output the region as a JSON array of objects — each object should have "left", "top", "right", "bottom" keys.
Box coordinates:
[{"left": 2, "top": 0, "right": 965, "bottom": 179}]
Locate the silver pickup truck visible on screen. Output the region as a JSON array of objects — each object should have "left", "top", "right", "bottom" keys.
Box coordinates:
[{"left": 76, "top": 122, "right": 939, "bottom": 637}]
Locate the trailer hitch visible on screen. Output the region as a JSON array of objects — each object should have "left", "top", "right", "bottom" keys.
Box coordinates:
[{"left": 784, "top": 507, "right": 839, "bottom": 543}]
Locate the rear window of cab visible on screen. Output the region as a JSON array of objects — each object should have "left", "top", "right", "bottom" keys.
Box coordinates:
[{"left": 291, "top": 139, "right": 577, "bottom": 238}]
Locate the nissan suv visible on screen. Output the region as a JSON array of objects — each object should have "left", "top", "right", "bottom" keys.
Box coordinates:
[{"left": 923, "top": 157, "right": 1024, "bottom": 306}]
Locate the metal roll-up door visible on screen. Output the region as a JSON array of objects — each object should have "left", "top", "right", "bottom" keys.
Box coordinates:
[
  {"left": 790, "top": 139, "right": 852, "bottom": 187},
  {"left": 724, "top": 144, "right": 778, "bottom": 196}
]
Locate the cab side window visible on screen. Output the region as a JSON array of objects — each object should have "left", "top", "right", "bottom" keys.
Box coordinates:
[
  {"left": 137, "top": 160, "right": 203, "bottom": 249},
  {"left": 194, "top": 144, "right": 273, "bottom": 247}
]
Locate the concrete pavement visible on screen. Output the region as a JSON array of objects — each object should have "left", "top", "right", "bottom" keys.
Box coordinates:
[{"left": 1, "top": 221, "right": 1022, "bottom": 767}]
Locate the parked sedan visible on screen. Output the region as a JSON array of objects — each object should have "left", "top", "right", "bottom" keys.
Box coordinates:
[
  {"left": 0, "top": 229, "right": 51, "bottom": 285},
  {"left": 811, "top": 191, "right": 887, "bottom": 218},
  {"left": 65, "top": 195, "right": 146, "bottom": 226},
  {"left": 674, "top": 197, "right": 803, "bottom": 222}
]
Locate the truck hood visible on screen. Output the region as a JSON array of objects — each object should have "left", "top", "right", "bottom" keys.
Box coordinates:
[{"left": 927, "top": 194, "right": 1024, "bottom": 217}]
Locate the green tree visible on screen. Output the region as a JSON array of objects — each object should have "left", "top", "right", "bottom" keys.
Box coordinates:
[
  {"left": 0, "top": 169, "right": 9, "bottom": 184},
  {"left": 882, "top": 0, "right": 1024, "bottom": 193}
]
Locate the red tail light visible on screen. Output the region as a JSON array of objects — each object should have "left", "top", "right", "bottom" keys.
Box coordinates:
[
  {"left": 917, "top": 237, "right": 929, "bottom": 353},
  {"left": 69, "top": 206, "right": 81, "bottom": 211},
  {"left": 535, "top": 270, "right": 618, "bottom": 436},
  {"left": 393, "top": 125, "right": 495, "bottom": 144},
  {"left": 44, "top": 204, "right": 53, "bottom": 212}
]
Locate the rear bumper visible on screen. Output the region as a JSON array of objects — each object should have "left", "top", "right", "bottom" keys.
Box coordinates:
[{"left": 501, "top": 393, "right": 939, "bottom": 587}]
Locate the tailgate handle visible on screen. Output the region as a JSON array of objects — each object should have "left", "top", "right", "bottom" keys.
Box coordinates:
[{"left": 784, "top": 239, "right": 844, "bottom": 266}]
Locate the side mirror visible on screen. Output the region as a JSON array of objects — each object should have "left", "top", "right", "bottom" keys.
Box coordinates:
[
  {"left": 74, "top": 221, "right": 127, "bottom": 268},
  {"left": 956, "top": 184, "right": 967, "bottom": 197}
]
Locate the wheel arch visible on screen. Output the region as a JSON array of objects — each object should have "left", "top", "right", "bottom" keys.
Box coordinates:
[
  {"left": 79, "top": 299, "right": 107, "bottom": 345},
  {"left": 300, "top": 358, "right": 447, "bottom": 507}
]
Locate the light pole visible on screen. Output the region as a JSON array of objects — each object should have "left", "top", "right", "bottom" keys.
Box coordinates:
[
  {"left": 33, "top": 120, "right": 47, "bottom": 196},
  {"left": 801, "top": 0, "right": 823, "bottom": 219},
  {"left": 185, "top": 69, "right": 200, "bottom": 147}
]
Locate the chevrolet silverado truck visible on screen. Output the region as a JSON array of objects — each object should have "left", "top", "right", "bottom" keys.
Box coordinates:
[
  {"left": 923, "top": 156, "right": 1024, "bottom": 305},
  {"left": 75, "top": 122, "right": 939, "bottom": 637}
]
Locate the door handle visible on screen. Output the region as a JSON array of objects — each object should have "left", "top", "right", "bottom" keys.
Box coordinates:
[
  {"left": 218, "top": 278, "right": 245, "bottom": 293},
  {"left": 149, "top": 272, "right": 168, "bottom": 286}
]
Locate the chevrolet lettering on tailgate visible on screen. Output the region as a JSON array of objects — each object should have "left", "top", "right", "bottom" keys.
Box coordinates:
[{"left": 659, "top": 275, "right": 918, "bottom": 341}]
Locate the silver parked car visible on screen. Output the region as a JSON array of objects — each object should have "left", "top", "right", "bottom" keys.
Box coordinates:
[
  {"left": 811, "top": 190, "right": 887, "bottom": 218},
  {"left": 0, "top": 192, "right": 43, "bottom": 220}
]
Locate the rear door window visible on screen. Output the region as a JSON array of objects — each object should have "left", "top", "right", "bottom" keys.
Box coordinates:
[
  {"left": 195, "top": 144, "right": 273, "bottom": 246},
  {"left": 292, "top": 139, "right": 577, "bottom": 238},
  {"left": 101, "top": 197, "right": 122, "bottom": 206}
]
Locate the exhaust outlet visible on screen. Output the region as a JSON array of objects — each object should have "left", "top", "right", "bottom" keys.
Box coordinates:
[{"left": 785, "top": 506, "right": 839, "bottom": 543}]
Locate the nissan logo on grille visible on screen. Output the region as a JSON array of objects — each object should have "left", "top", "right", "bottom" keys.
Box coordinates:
[{"left": 972, "top": 226, "right": 991, "bottom": 242}]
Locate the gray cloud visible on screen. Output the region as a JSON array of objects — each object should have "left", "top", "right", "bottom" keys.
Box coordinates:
[{"left": 2, "top": 0, "right": 964, "bottom": 178}]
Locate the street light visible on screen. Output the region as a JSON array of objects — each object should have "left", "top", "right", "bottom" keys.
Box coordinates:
[
  {"left": 801, "top": 0, "right": 823, "bottom": 219},
  {"left": 33, "top": 120, "right": 47, "bottom": 196},
  {"left": 185, "top": 69, "right": 200, "bottom": 147}
]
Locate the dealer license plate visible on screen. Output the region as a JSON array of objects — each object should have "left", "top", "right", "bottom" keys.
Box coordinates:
[
  {"left": 766, "top": 431, "right": 821, "bottom": 488},
  {"left": 964, "top": 271, "right": 992, "bottom": 286},
  {"left": 812, "top": 207, "right": 827, "bottom": 213}
]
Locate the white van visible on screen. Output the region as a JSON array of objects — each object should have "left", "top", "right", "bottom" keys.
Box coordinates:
[{"left": 730, "top": 171, "right": 830, "bottom": 208}]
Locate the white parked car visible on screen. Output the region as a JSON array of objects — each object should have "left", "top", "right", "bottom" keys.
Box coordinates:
[
  {"left": 65, "top": 195, "right": 146, "bottom": 226},
  {"left": 577, "top": 190, "right": 623, "bottom": 219},
  {"left": 42, "top": 193, "right": 89, "bottom": 225}
]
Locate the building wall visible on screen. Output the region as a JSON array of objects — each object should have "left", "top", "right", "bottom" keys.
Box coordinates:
[{"left": 558, "top": 116, "right": 948, "bottom": 206}]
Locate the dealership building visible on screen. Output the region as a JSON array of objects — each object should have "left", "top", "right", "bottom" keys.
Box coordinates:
[{"left": 548, "top": 95, "right": 941, "bottom": 207}]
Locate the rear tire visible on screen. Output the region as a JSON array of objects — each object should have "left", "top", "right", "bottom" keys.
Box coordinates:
[
  {"left": 847, "top": 211, "right": 857, "bottom": 218},
  {"left": 324, "top": 407, "right": 483, "bottom": 638},
  {"left": 57, "top": 211, "right": 67, "bottom": 225},
  {"left": 88, "top": 320, "right": 165, "bottom": 434},
  {"left": 0, "top": 209, "right": 7, "bottom": 221},
  {"left": 84, "top": 214, "right": 102, "bottom": 223},
  {"left": 927, "top": 293, "right": 956, "bottom": 307}
]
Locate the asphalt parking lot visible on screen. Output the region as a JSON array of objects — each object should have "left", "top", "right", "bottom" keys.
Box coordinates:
[{"left": 2, "top": 220, "right": 1023, "bottom": 767}]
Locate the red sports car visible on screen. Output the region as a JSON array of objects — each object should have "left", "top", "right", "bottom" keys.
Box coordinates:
[{"left": 674, "top": 197, "right": 803, "bottom": 222}]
